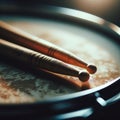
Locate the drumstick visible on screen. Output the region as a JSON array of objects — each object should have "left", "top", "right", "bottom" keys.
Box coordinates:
[
  {"left": 0, "top": 39, "right": 89, "bottom": 82},
  {"left": 0, "top": 21, "right": 97, "bottom": 74}
]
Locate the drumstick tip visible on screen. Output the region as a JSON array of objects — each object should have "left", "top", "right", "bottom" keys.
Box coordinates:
[
  {"left": 78, "top": 71, "right": 90, "bottom": 82},
  {"left": 87, "top": 64, "right": 97, "bottom": 74}
]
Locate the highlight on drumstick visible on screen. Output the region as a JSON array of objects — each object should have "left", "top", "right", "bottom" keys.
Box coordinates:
[
  {"left": 0, "top": 39, "right": 89, "bottom": 82},
  {"left": 0, "top": 21, "right": 97, "bottom": 74}
]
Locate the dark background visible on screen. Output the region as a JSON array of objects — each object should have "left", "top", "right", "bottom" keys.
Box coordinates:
[{"left": 1, "top": 0, "right": 120, "bottom": 27}]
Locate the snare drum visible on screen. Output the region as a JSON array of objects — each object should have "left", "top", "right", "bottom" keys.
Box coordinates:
[{"left": 0, "top": 3, "right": 120, "bottom": 120}]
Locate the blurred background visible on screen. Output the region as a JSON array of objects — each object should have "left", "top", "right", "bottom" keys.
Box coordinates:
[{"left": 0, "top": 0, "right": 120, "bottom": 27}]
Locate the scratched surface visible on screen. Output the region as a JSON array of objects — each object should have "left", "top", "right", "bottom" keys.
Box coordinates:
[{"left": 0, "top": 17, "right": 120, "bottom": 103}]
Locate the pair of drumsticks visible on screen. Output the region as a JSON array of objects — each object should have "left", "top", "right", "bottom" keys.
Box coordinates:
[{"left": 0, "top": 21, "right": 97, "bottom": 82}]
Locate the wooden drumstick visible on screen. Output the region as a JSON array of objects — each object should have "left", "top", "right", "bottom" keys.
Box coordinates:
[
  {"left": 0, "top": 21, "right": 97, "bottom": 74},
  {"left": 0, "top": 39, "right": 89, "bottom": 82}
]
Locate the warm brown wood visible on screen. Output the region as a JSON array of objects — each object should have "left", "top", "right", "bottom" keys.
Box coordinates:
[
  {"left": 0, "top": 39, "right": 89, "bottom": 82},
  {"left": 0, "top": 21, "right": 97, "bottom": 74}
]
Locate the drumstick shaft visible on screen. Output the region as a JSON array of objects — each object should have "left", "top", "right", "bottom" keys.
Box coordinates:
[
  {"left": 0, "top": 39, "right": 89, "bottom": 82},
  {"left": 0, "top": 21, "right": 97, "bottom": 74}
]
